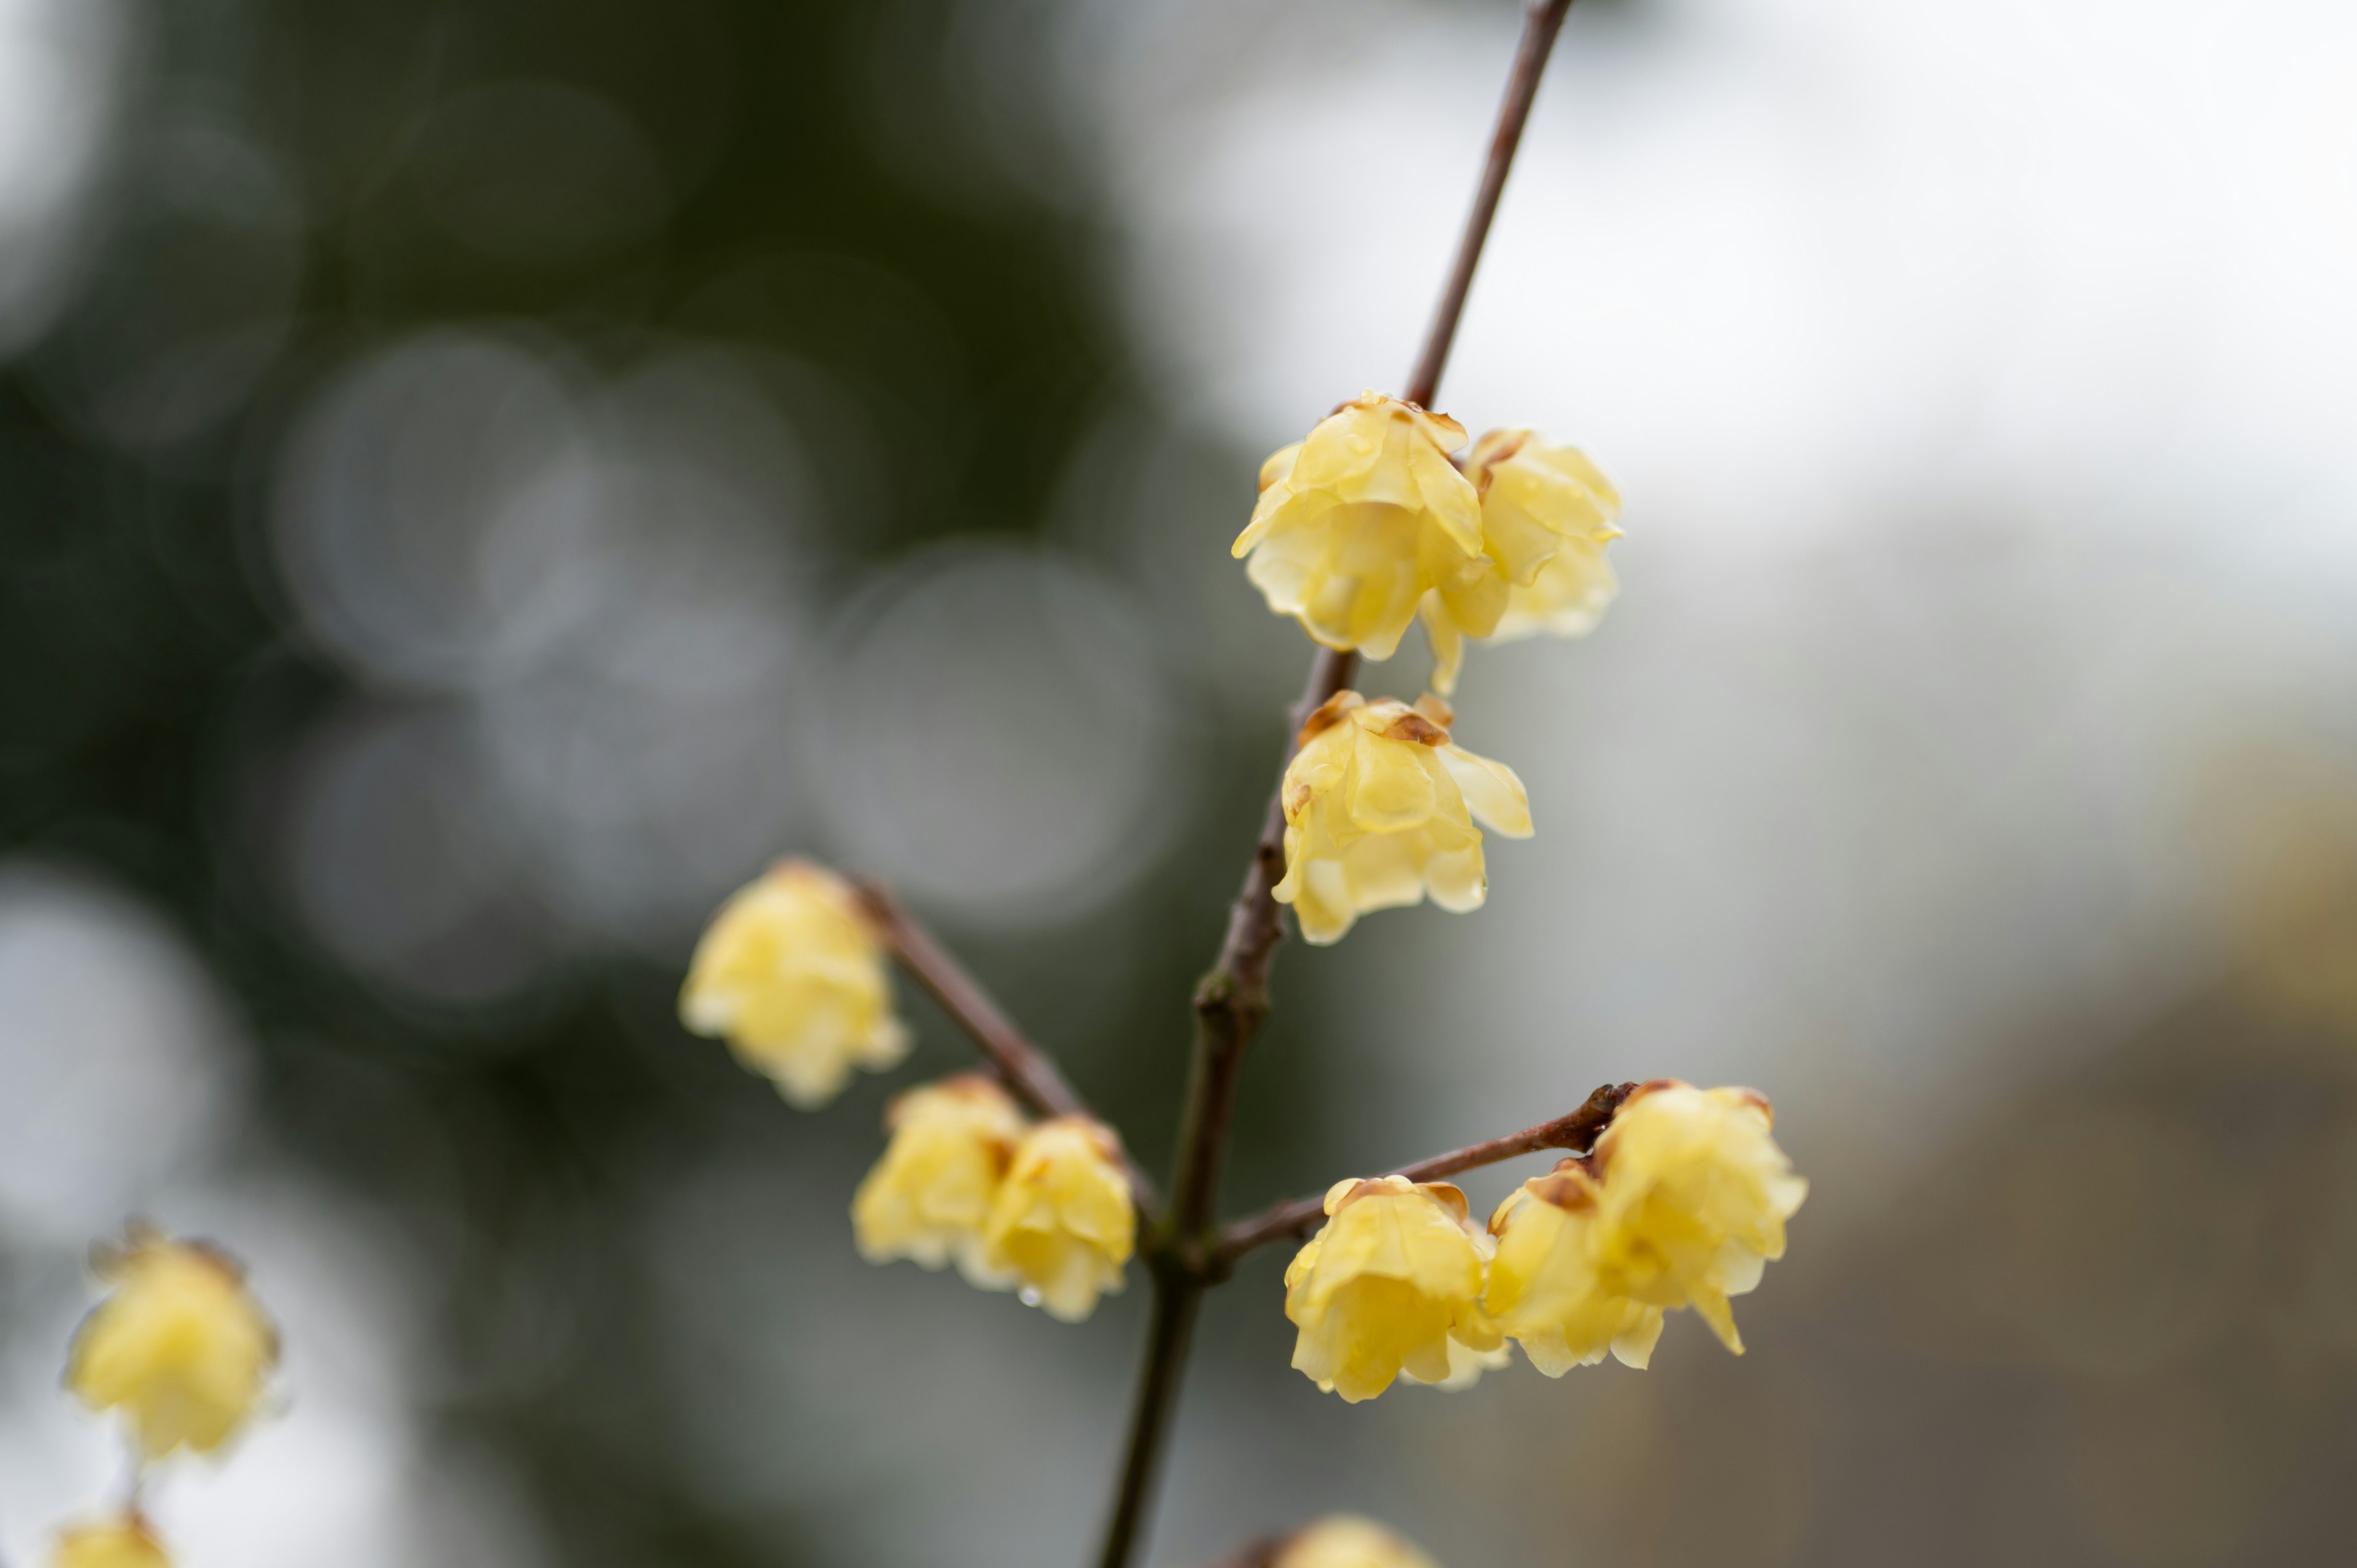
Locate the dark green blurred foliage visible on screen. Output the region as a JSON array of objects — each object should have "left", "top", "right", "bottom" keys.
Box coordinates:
[{"left": 0, "top": 2, "right": 1341, "bottom": 1559}]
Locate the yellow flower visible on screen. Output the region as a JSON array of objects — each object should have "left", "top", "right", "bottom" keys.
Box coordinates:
[
  {"left": 66, "top": 1228, "right": 277, "bottom": 1459},
  {"left": 1422, "top": 429, "right": 1624, "bottom": 695},
  {"left": 1586, "top": 1081, "right": 1808, "bottom": 1353},
  {"left": 853, "top": 1075, "right": 1029, "bottom": 1289},
  {"left": 980, "top": 1117, "right": 1136, "bottom": 1322},
  {"left": 1284, "top": 1176, "right": 1501, "bottom": 1403},
  {"left": 680, "top": 859, "right": 910, "bottom": 1109},
  {"left": 51, "top": 1520, "right": 169, "bottom": 1568},
  {"left": 1233, "top": 393, "right": 1501, "bottom": 664},
  {"left": 1483, "top": 1162, "right": 1664, "bottom": 1375},
  {"left": 1273, "top": 693, "right": 1532, "bottom": 946},
  {"left": 1275, "top": 1516, "right": 1442, "bottom": 1568}
]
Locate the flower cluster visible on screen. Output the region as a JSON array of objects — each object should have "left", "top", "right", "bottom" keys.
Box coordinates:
[
  {"left": 1234, "top": 393, "right": 1622, "bottom": 695},
  {"left": 678, "top": 862, "right": 1140, "bottom": 1322},
  {"left": 856, "top": 1077, "right": 1137, "bottom": 1322},
  {"left": 51, "top": 1226, "right": 279, "bottom": 1566},
  {"left": 680, "top": 858, "right": 910, "bottom": 1109},
  {"left": 1275, "top": 692, "right": 1531, "bottom": 945},
  {"left": 1285, "top": 1083, "right": 1804, "bottom": 1400}
]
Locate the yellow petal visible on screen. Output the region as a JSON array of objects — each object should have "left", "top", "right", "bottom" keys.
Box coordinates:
[{"left": 1437, "top": 744, "right": 1533, "bottom": 838}]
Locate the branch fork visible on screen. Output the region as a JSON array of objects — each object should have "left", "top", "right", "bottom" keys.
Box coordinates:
[{"left": 850, "top": 5, "right": 1587, "bottom": 1563}]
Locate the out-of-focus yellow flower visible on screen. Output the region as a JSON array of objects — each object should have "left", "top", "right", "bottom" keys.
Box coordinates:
[
  {"left": 980, "top": 1117, "right": 1136, "bottom": 1322},
  {"left": 1484, "top": 1162, "right": 1664, "bottom": 1375},
  {"left": 1233, "top": 393, "right": 1500, "bottom": 664},
  {"left": 680, "top": 859, "right": 910, "bottom": 1110},
  {"left": 1275, "top": 1515, "right": 1442, "bottom": 1568},
  {"left": 1586, "top": 1082, "right": 1808, "bottom": 1353},
  {"left": 853, "top": 1075, "right": 1029, "bottom": 1288},
  {"left": 1467, "top": 430, "right": 1622, "bottom": 619},
  {"left": 67, "top": 1228, "right": 276, "bottom": 1459},
  {"left": 51, "top": 1520, "right": 169, "bottom": 1568},
  {"left": 1273, "top": 692, "right": 1531, "bottom": 946},
  {"left": 1284, "top": 1175, "right": 1501, "bottom": 1403}
]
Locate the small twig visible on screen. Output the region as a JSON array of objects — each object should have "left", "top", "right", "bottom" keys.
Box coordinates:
[
  {"left": 1213, "top": 1081, "right": 1637, "bottom": 1265},
  {"left": 851, "top": 880, "right": 1163, "bottom": 1222}
]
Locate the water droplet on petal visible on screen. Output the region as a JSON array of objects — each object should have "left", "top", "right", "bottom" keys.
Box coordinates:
[{"left": 1018, "top": 1285, "right": 1043, "bottom": 1308}]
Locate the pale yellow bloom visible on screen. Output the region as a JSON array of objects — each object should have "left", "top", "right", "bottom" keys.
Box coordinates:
[
  {"left": 51, "top": 1520, "right": 169, "bottom": 1568},
  {"left": 1420, "top": 429, "right": 1624, "bottom": 694},
  {"left": 853, "top": 1075, "right": 1029, "bottom": 1288},
  {"left": 680, "top": 859, "right": 910, "bottom": 1109},
  {"left": 1484, "top": 1162, "right": 1664, "bottom": 1375},
  {"left": 1273, "top": 693, "right": 1532, "bottom": 946},
  {"left": 67, "top": 1228, "right": 277, "bottom": 1459},
  {"left": 980, "top": 1117, "right": 1136, "bottom": 1322},
  {"left": 1586, "top": 1081, "right": 1808, "bottom": 1353},
  {"left": 1275, "top": 1515, "right": 1442, "bottom": 1568},
  {"left": 1233, "top": 393, "right": 1501, "bottom": 664},
  {"left": 1284, "top": 1176, "right": 1501, "bottom": 1403}
]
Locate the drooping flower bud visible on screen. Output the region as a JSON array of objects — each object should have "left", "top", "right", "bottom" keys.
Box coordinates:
[
  {"left": 50, "top": 1520, "right": 169, "bottom": 1568},
  {"left": 1233, "top": 393, "right": 1502, "bottom": 665},
  {"left": 1274, "top": 693, "right": 1532, "bottom": 946},
  {"left": 66, "top": 1227, "right": 277, "bottom": 1459},
  {"left": 853, "top": 1075, "right": 1029, "bottom": 1289},
  {"left": 1422, "top": 429, "right": 1622, "bottom": 693},
  {"left": 1274, "top": 1515, "right": 1443, "bottom": 1568},
  {"left": 680, "top": 859, "right": 910, "bottom": 1110},
  {"left": 1484, "top": 1161, "right": 1663, "bottom": 1375},
  {"left": 1586, "top": 1082, "right": 1808, "bottom": 1353},
  {"left": 980, "top": 1117, "right": 1136, "bottom": 1322},
  {"left": 1283, "top": 1176, "right": 1502, "bottom": 1403}
]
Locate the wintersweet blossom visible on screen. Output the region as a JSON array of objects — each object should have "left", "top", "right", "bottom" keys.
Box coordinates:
[
  {"left": 1233, "top": 393, "right": 1501, "bottom": 663},
  {"left": 1421, "top": 429, "right": 1624, "bottom": 692},
  {"left": 1484, "top": 1161, "right": 1664, "bottom": 1375},
  {"left": 680, "top": 859, "right": 910, "bottom": 1109},
  {"left": 853, "top": 1075, "right": 1029, "bottom": 1288},
  {"left": 1284, "top": 1175, "right": 1502, "bottom": 1403},
  {"left": 981, "top": 1117, "right": 1136, "bottom": 1322},
  {"left": 51, "top": 1521, "right": 169, "bottom": 1568},
  {"left": 67, "top": 1228, "right": 276, "bottom": 1459},
  {"left": 1586, "top": 1081, "right": 1808, "bottom": 1353},
  {"left": 1275, "top": 1515, "right": 1443, "bottom": 1568},
  {"left": 1274, "top": 692, "right": 1532, "bottom": 946}
]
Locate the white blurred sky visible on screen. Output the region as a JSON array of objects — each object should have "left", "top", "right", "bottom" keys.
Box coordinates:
[{"left": 1067, "top": 0, "right": 2357, "bottom": 1172}]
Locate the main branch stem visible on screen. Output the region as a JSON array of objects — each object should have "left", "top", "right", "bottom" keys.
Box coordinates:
[{"left": 1092, "top": 6, "right": 1579, "bottom": 1564}]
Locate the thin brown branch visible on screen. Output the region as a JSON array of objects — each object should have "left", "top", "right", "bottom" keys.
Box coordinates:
[
  {"left": 1171, "top": 646, "right": 1360, "bottom": 1247},
  {"left": 1093, "top": 7, "right": 1582, "bottom": 1566},
  {"left": 851, "top": 879, "right": 1162, "bottom": 1221},
  {"left": 1403, "top": 0, "right": 1578, "bottom": 410},
  {"left": 1213, "top": 1081, "right": 1638, "bottom": 1265}
]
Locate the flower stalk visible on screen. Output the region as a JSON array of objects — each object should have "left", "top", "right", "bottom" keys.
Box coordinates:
[
  {"left": 1213, "top": 1080, "right": 1638, "bottom": 1266},
  {"left": 853, "top": 879, "right": 1163, "bottom": 1222}
]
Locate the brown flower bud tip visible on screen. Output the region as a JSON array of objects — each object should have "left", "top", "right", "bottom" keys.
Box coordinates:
[
  {"left": 1377, "top": 711, "right": 1450, "bottom": 747},
  {"left": 1296, "top": 690, "right": 1359, "bottom": 746}
]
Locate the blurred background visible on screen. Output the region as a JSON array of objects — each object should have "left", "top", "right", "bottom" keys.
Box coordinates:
[{"left": 4, "top": 0, "right": 2357, "bottom": 1562}]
